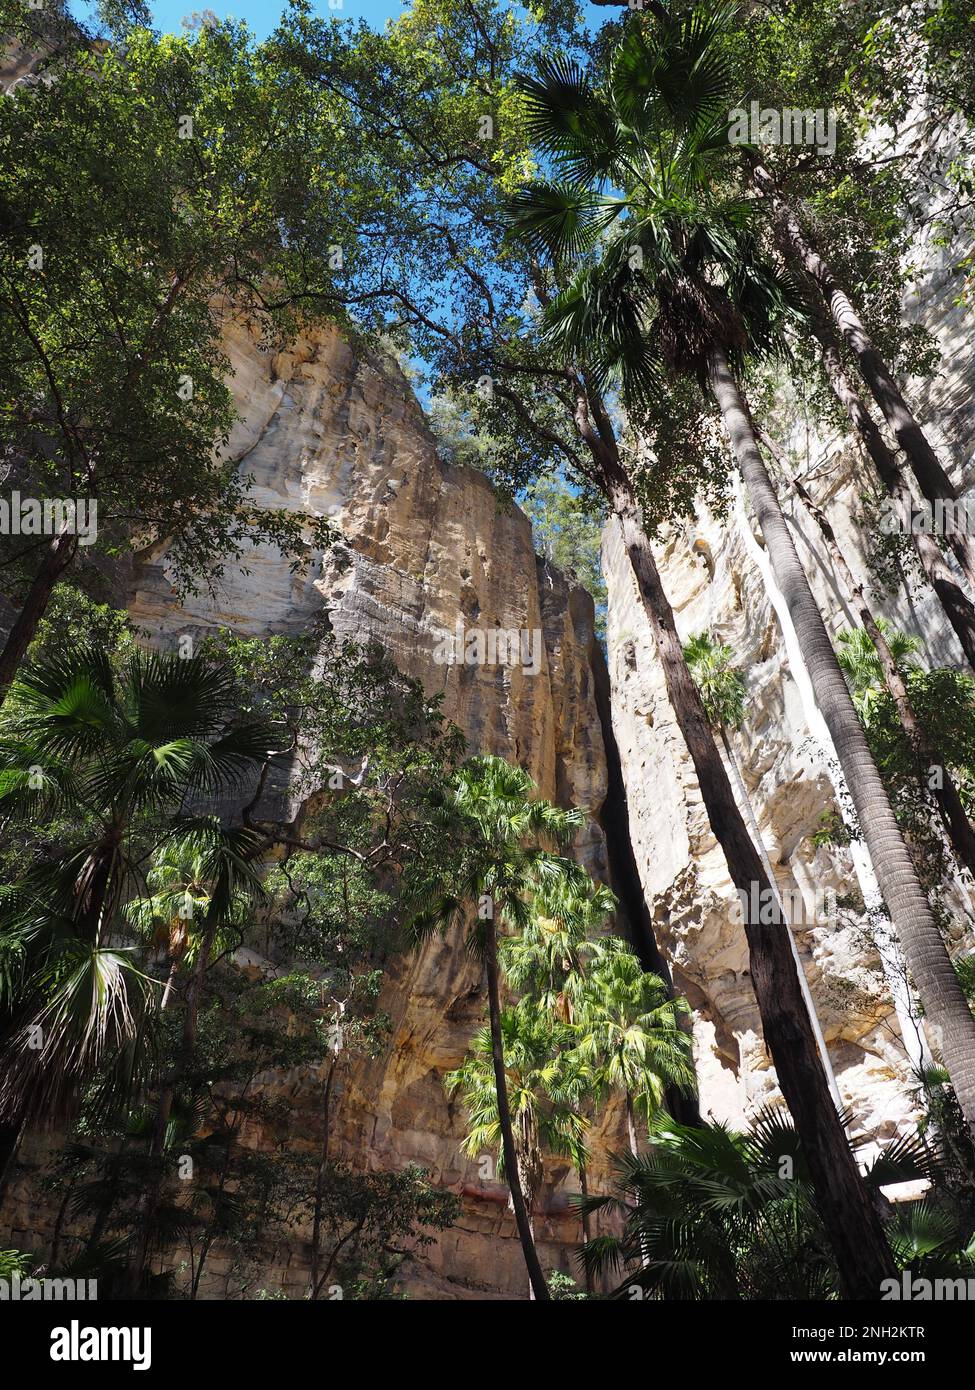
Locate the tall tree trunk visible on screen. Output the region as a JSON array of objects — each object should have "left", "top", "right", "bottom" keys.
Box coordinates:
[
  {"left": 808, "top": 312, "right": 975, "bottom": 670},
  {"left": 760, "top": 428, "right": 975, "bottom": 881},
  {"left": 600, "top": 455, "right": 895, "bottom": 1298},
  {"left": 731, "top": 476, "right": 933, "bottom": 1082},
  {"left": 624, "top": 1090, "right": 639, "bottom": 1159},
  {"left": 752, "top": 160, "right": 975, "bottom": 594},
  {"left": 310, "top": 1054, "right": 338, "bottom": 1300},
  {"left": 484, "top": 921, "right": 550, "bottom": 1300},
  {"left": 717, "top": 724, "right": 844, "bottom": 1109},
  {"left": 578, "top": 1160, "right": 595, "bottom": 1296},
  {"left": 709, "top": 346, "right": 975, "bottom": 1138},
  {"left": 0, "top": 528, "right": 77, "bottom": 704}
]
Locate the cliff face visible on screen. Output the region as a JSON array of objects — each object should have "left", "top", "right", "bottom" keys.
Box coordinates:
[
  {"left": 128, "top": 322, "right": 622, "bottom": 1298},
  {"left": 5, "top": 233, "right": 970, "bottom": 1293},
  {"left": 114, "top": 243, "right": 975, "bottom": 1282},
  {"left": 602, "top": 203, "right": 975, "bottom": 1147}
]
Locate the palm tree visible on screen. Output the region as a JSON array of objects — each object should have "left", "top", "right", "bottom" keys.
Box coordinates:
[
  {"left": 125, "top": 838, "right": 252, "bottom": 1011},
  {"left": 684, "top": 632, "right": 843, "bottom": 1107},
  {"left": 124, "top": 819, "right": 266, "bottom": 1296},
  {"left": 408, "top": 754, "right": 585, "bottom": 1300},
  {"left": 574, "top": 939, "right": 695, "bottom": 1158},
  {"left": 500, "top": 866, "right": 616, "bottom": 1023},
  {"left": 505, "top": 7, "right": 898, "bottom": 1295},
  {"left": 0, "top": 642, "right": 270, "bottom": 1188},
  {"left": 445, "top": 1005, "right": 587, "bottom": 1299},
  {"left": 508, "top": 1, "right": 975, "bottom": 1173},
  {"left": 581, "top": 1105, "right": 944, "bottom": 1301},
  {"left": 502, "top": 873, "right": 688, "bottom": 1287}
]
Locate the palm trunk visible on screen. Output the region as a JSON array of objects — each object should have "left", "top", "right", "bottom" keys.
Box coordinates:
[
  {"left": 600, "top": 456, "right": 895, "bottom": 1298},
  {"left": 624, "top": 1090, "right": 639, "bottom": 1159},
  {"left": 578, "top": 1160, "right": 594, "bottom": 1296},
  {"left": 752, "top": 161, "right": 975, "bottom": 593},
  {"left": 732, "top": 476, "right": 933, "bottom": 1082},
  {"left": 159, "top": 957, "right": 180, "bottom": 1012},
  {"left": 709, "top": 346, "right": 975, "bottom": 1137},
  {"left": 0, "top": 527, "right": 77, "bottom": 704},
  {"left": 809, "top": 308, "right": 975, "bottom": 670},
  {"left": 761, "top": 429, "right": 975, "bottom": 881},
  {"left": 717, "top": 724, "right": 844, "bottom": 1110},
  {"left": 483, "top": 920, "right": 550, "bottom": 1300}
]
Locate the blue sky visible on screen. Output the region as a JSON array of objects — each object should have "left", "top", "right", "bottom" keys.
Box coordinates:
[
  {"left": 74, "top": 0, "right": 418, "bottom": 30},
  {"left": 70, "top": 0, "right": 611, "bottom": 37}
]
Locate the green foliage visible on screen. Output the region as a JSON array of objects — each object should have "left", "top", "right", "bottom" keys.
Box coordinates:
[
  {"left": 521, "top": 474, "right": 608, "bottom": 637},
  {"left": 837, "top": 623, "right": 975, "bottom": 888},
  {"left": 501, "top": 865, "right": 617, "bottom": 1020},
  {"left": 0, "top": 1, "right": 361, "bottom": 608},
  {"left": 427, "top": 391, "right": 502, "bottom": 474},
  {"left": 581, "top": 1106, "right": 950, "bottom": 1300},
  {"left": 445, "top": 1004, "right": 589, "bottom": 1201},
  {"left": 683, "top": 632, "right": 746, "bottom": 730},
  {"left": 406, "top": 753, "right": 585, "bottom": 949},
  {"left": 0, "top": 639, "right": 269, "bottom": 1126},
  {"left": 546, "top": 1269, "right": 587, "bottom": 1300},
  {"left": 285, "top": 1163, "right": 460, "bottom": 1301},
  {"left": 0, "top": 1247, "right": 34, "bottom": 1279},
  {"left": 574, "top": 938, "right": 696, "bottom": 1122}
]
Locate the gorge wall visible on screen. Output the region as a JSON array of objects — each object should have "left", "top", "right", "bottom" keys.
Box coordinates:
[
  {"left": 4, "top": 233, "right": 971, "bottom": 1298},
  {"left": 127, "top": 322, "right": 624, "bottom": 1299},
  {"left": 602, "top": 187, "right": 975, "bottom": 1152}
]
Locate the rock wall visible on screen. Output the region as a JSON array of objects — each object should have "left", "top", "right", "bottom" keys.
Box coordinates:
[
  {"left": 128, "top": 321, "right": 623, "bottom": 1298},
  {"left": 601, "top": 186, "right": 975, "bottom": 1144},
  {"left": 5, "top": 200, "right": 972, "bottom": 1294}
]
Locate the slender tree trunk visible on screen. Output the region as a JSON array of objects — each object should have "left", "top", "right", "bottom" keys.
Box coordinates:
[
  {"left": 578, "top": 1161, "right": 594, "bottom": 1296},
  {"left": 310, "top": 1054, "right": 338, "bottom": 1300},
  {"left": 601, "top": 457, "right": 895, "bottom": 1298},
  {"left": 0, "top": 528, "right": 77, "bottom": 704},
  {"left": 760, "top": 428, "right": 975, "bottom": 881},
  {"left": 484, "top": 921, "right": 550, "bottom": 1300},
  {"left": 159, "top": 956, "right": 181, "bottom": 1013},
  {"left": 709, "top": 346, "right": 975, "bottom": 1138},
  {"left": 717, "top": 724, "right": 844, "bottom": 1110},
  {"left": 624, "top": 1090, "right": 639, "bottom": 1159},
  {"left": 732, "top": 477, "right": 933, "bottom": 1082},
  {"left": 808, "top": 309, "right": 975, "bottom": 670},
  {"left": 751, "top": 161, "right": 975, "bottom": 592}
]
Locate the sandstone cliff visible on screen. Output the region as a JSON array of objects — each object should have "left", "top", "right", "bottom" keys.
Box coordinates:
[
  {"left": 4, "top": 234, "right": 971, "bottom": 1294},
  {"left": 126, "top": 321, "right": 624, "bottom": 1297},
  {"left": 602, "top": 194, "right": 975, "bottom": 1151}
]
